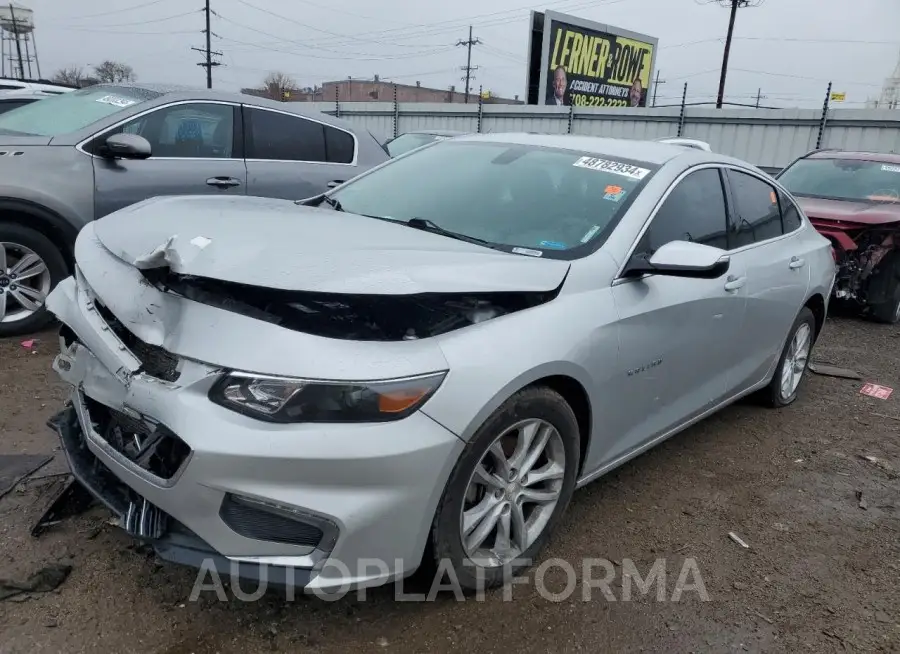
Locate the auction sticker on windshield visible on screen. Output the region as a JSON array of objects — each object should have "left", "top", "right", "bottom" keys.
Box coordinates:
[
  {"left": 573, "top": 156, "right": 650, "bottom": 180},
  {"left": 96, "top": 94, "right": 138, "bottom": 108}
]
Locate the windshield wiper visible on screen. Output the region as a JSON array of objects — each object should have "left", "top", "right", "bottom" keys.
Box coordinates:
[
  {"left": 404, "top": 218, "right": 498, "bottom": 249},
  {"left": 322, "top": 195, "right": 344, "bottom": 211}
]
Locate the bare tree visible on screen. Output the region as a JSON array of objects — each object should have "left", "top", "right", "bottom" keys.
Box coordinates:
[
  {"left": 92, "top": 60, "right": 136, "bottom": 84},
  {"left": 261, "top": 71, "right": 298, "bottom": 100},
  {"left": 52, "top": 66, "right": 87, "bottom": 87}
]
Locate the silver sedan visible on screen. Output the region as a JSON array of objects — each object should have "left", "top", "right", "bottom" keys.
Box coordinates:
[{"left": 45, "top": 133, "right": 835, "bottom": 593}]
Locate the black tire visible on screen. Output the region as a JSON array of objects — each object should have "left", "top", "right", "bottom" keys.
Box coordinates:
[
  {"left": 429, "top": 386, "right": 580, "bottom": 591},
  {"left": 762, "top": 306, "right": 816, "bottom": 408},
  {"left": 0, "top": 222, "right": 68, "bottom": 338},
  {"left": 868, "top": 259, "right": 900, "bottom": 325}
]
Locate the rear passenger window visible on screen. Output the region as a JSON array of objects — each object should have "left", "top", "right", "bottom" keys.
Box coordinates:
[
  {"left": 728, "top": 170, "right": 783, "bottom": 247},
  {"left": 778, "top": 190, "right": 802, "bottom": 232},
  {"left": 245, "top": 107, "right": 326, "bottom": 162},
  {"left": 638, "top": 168, "right": 729, "bottom": 255},
  {"left": 324, "top": 126, "right": 354, "bottom": 163}
]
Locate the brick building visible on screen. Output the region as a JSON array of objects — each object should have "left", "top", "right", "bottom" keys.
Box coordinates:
[{"left": 242, "top": 76, "right": 522, "bottom": 104}]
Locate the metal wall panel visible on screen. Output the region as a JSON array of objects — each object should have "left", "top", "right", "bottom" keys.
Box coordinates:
[{"left": 306, "top": 102, "right": 900, "bottom": 166}]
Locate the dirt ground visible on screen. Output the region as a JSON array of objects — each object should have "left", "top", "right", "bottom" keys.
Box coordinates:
[{"left": 0, "top": 315, "right": 898, "bottom": 654}]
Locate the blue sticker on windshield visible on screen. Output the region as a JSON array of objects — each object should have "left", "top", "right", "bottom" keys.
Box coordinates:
[{"left": 539, "top": 240, "right": 567, "bottom": 250}]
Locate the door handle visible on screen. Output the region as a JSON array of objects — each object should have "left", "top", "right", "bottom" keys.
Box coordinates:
[
  {"left": 789, "top": 256, "right": 806, "bottom": 270},
  {"left": 206, "top": 176, "right": 241, "bottom": 188},
  {"left": 724, "top": 275, "right": 747, "bottom": 291},
  {"left": 326, "top": 180, "right": 345, "bottom": 189}
]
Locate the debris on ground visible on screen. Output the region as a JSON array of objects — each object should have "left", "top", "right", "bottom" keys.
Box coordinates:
[
  {"left": 860, "top": 383, "right": 894, "bottom": 400},
  {"left": 0, "top": 564, "right": 73, "bottom": 602},
  {"left": 856, "top": 491, "right": 868, "bottom": 510},
  {"left": 20, "top": 339, "right": 36, "bottom": 350},
  {"left": 858, "top": 455, "right": 897, "bottom": 478},
  {"left": 808, "top": 362, "right": 862, "bottom": 380},
  {"left": 0, "top": 454, "right": 53, "bottom": 500},
  {"left": 728, "top": 532, "right": 750, "bottom": 549}
]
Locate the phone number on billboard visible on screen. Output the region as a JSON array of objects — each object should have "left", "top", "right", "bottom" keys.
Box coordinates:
[{"left": 571, "top": 93, "right": 629, "bottom": 107}]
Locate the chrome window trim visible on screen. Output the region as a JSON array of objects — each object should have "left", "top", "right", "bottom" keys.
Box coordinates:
[
  {"left": 613, "top": 162, "right": 805, "bottom": 284},
  {"left": 75, "top": 99, "right": 242, "bottom": 161},
  {"left": 243, "top": 104, "right": 358, "bottom": 166}
]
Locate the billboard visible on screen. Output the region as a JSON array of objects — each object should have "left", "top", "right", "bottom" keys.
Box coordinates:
[{"left": 525, "top": 10, "right": 657, "bottom": 108}]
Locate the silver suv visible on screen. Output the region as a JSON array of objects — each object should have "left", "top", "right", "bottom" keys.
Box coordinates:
[{"left": 0, "top": 83, "right": 389, "bottom": 336}]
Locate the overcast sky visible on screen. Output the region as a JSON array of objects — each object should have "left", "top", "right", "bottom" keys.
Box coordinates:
[{"left": 10, "top": 0, "right": 900, "bottom": 108}]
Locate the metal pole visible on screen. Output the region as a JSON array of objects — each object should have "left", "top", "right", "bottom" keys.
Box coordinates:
[
  {"left": 567, "top": 102, "right": 574, "bottom": 134},
  {"left": 477, "top": 85, "right": 484, "bottom": 133},
  {"left": 816, "top": 82, "right": 832, "bottom": 149},
  {"left": 464, "top": 25, "right": 473, "bottom": 104},
  {"left": 755, "top": 87, "right": 761, "bottom": 109},
  {"left": 204, "top": 0, "right": 212, "bottom": 88},
  {"left": 9, "top": 4, "right": 25, "bottom": 80},
  {"left": 334, "top": 84, "right": 340, "bottom": 118},
  {"left": 715, "top": 0, "right": 739, "bottom": 109},
  {"left": 29, "top": 29, "right": 40, "bottom": 78},
  {"left": 23, "top": 33, "right": 31, "bottom": 78},
  {"left": 652, "top": 69, "right": 661, "bottom": 107},
  {"left": 677, "top": 82, "right": 688, "bottom": 137},
  {"left": 392, "top": 83, "right": 399, "bottom": 138}
]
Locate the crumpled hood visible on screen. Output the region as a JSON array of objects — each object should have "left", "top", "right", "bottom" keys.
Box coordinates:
[
  {"left": 796, "top": 196, "right": 900, "bottom": 226},
  {"left": 92, "top": 195, "right": 571, "bottom": 294}
]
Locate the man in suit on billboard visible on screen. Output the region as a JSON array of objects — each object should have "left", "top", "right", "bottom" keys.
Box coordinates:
[{"left": 546, "top": 65, "right": 569, "bottom": 106}]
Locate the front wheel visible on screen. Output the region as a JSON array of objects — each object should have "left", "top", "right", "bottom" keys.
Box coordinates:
[
  {"left": 762, "top": 306, "right": 816, "bottom": 408},
  {"left": 0, "top": 222, "right": 68, "bottom": 338},
  {"left": 429, "top": 386, "right": 580, "bottom": 591}
]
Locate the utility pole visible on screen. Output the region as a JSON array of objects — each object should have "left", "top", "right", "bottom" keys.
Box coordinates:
[
  {"left": 714, "top": 0, "right": 757, "bottom": 109},
  {"left": 9, "top": 4, "right": 25, "bottom": 80},
  {"left": 191, "top": 0, "right": 221, "bottom": 88},
  {"left": 457, "top": 25, "right": 481, "bottom": 104},
  {"left": 755, "top": 87, "right": 766, "bottom": 108},
  {"left": 652, "top": 70, "right": 666, "bottom": 107}
]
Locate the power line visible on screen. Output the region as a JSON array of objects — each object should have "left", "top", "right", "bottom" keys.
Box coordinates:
[
  {"left": 457, "top": 26, "right": 481, "bottom": 103},
  {"left": 64, "top": 9, "right": 201, "bottom": 29},
  {"left": 58, "top": 0, "right": 175, "bottom": 20}
]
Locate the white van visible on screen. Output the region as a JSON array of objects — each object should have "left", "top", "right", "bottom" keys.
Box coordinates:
[{"left": 0, "top": 78, "right": 75, "bottom": 95}]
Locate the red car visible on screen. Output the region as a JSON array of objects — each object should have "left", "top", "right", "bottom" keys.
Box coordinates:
[{"left": 777, "top": 149, "right": 900, "bottom": 324}]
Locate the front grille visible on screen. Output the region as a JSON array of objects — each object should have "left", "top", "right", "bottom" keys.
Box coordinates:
[
  {"left": 84, "top": 397, "right": 191, "bottom": 481},
  {"left": 94, "top": 301, "right": 181, "bottom": 382},
  {"left": 219, "top": 494, "right": 324, "bottom": 548}
]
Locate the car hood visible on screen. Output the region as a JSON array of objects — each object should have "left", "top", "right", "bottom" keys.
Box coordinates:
[
  {"left": 92, "top": 195, "right": 571, "bottom": 294},
  {"left": 0, "top": 133, "right": 52, "bottom": 146},
  {"left": 796, "top": 196, "right": 900, "bottom": 226}
]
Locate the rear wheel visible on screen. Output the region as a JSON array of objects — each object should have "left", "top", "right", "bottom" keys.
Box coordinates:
[
  {"left": 762, "top": 307, "right": 816, "bottom": 408},
  {"left": 0, "top": 222, "right": 67, "bottom": 338},
  {"left": 430, "top": 387, "right": 579, "bottom": 591}
]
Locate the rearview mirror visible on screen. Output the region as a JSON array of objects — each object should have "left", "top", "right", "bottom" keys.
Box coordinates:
[
  {"left": 623, "top": 240, "right": 730, "bottom": 279},
  {"left": 102, "top": 133, "right": 152, "bottom": 160}
]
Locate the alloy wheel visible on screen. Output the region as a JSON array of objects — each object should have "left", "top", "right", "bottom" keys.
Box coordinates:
[
  {"left": 0, "top": 242, "right": 52, "bottom": 325},
  {"left": 780, "top": 322, "right": 811, "bottom": 399},
  {"left": 459, "top": 418, "right": 566, "bottom": 567}
]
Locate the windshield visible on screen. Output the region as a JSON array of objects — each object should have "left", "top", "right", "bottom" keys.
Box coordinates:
[
  {"left": 330, "top": 140, "right": 657, "bottom": 258},
  {"left": 0, "top": 85, "right": 161, "bottom": 137},
  {"left": 778, "top": 158, "right": 900, "bottom": 203},
  {"left": 385, "top": 132, "right": 449, "bottom": 157}
]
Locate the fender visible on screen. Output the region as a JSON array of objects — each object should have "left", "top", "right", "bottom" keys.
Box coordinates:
[{"left": 0, "top": 196, "right": 82, "bottom": 259}]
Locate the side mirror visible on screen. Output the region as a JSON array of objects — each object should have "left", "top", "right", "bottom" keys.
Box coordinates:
[
  {"left": 623, "top": 240, "right": 730, "bottom": 279},
  {"left": 102, "top": 133, "right": 152, "bottom": 160}
]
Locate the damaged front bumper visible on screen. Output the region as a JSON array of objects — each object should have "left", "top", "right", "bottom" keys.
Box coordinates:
[{"left": 44, "top": 255, "right": 465, "bottom": 593}]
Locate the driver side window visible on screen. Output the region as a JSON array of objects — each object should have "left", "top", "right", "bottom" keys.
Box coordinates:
[
  {"left": 87, "top": 102, "right": 235, "bottom": 159},
  {"left": 637, "top": 168, "right": 729, "bottom": 256}
]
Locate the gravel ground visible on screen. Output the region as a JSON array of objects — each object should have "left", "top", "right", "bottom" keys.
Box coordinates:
[{"left": 0, "top": 315, "right": 898, "bottom": 653}]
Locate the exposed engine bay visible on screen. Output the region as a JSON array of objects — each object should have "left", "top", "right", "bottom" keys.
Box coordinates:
[
  {"left": 140, "top": 269, "right": 560, "bottom": 341},
  {"left": 821, "top": 223, "right": 897, "bottom": 306}
]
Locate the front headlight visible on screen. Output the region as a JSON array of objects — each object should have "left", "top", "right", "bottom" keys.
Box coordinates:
[{"left": 208, "top": 371, "right": 447, "bottom": 423}]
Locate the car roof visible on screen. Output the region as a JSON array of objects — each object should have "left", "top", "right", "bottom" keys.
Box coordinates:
[
  {"left": 84, "top": 82, "right": 360, "bottom": 132},
  {"left": 806, "top": 149, "right": 900, "bottom": 165},
  {"left": 451, "top": 132, "right": 730, "bottom": 166},
  {"left": 0, "top": 91, "right": 48, "bottom": 101}
]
